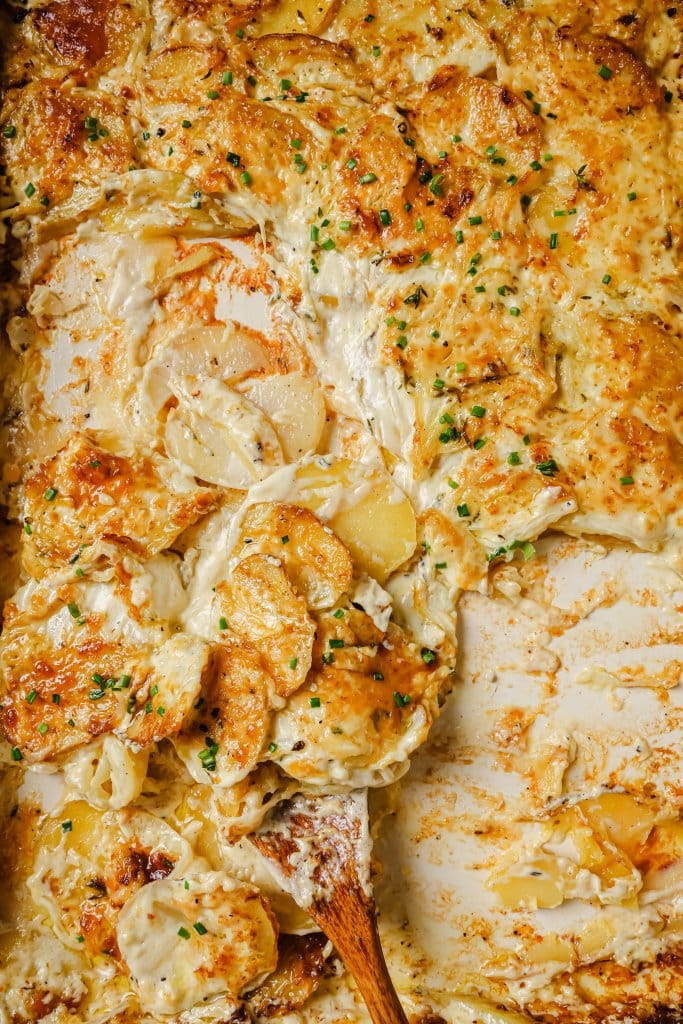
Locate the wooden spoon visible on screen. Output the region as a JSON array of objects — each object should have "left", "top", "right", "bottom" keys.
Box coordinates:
[{"left": 250, "top": 789, "right": 409, "bottom": 1024}]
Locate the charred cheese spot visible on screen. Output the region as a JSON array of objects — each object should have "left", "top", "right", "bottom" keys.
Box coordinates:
[{"left": 32, "top": 0, "right": 143, "bottom": 76}]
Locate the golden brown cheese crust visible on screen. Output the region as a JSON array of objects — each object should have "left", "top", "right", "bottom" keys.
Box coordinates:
[
  {"left": 23, "top": 436, "right": 217, "bottom": 574},
  {"left": 1, "top": 0, "right": 682, "bottom": 1020}
]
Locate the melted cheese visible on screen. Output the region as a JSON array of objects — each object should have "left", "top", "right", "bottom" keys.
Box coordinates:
[{"left": 1, "top": 0, "right": 682, "bottom": 1020}]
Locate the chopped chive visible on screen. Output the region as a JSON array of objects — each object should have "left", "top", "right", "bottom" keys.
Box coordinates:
[
  {"left": 627, "top": 191, "right": 637, "bottom": 201},
  {"left": 329, "top": 638, "right": 344, "bottom": 649},
  {"left": 268, "top": 742, "right": 278, "bottom": 753},
  {"left": 62, "top": 820, "right": 72, "bottom": 832},
  {"left": 455, "top": 361, "right": 466, "bottom": 372},
  {"left": 509, "top": 306, "right": 520, "bottom": 316},
  {"left": 333, "top": 609, "right": 345, "bottom": 619},
  {"left": 471, "top": 406, "right": 485, "bottom": 418},
  {"left": 429, "top": 173, "right": 445, "bottom": 196},
  {"left": 346, "top": 158, "right": 357, "bottom": 169},
  {"left": 447, "top": 479, "right": 458, "bottom": 489},
  {"left": 474, "top": 285, "right": 486, "bottom": 292},
  {"left": 371, "top": 45, "right": 381, "bottom": 56},
  {"left": 396, "top": 335, "right": 408, "bottom": 349},
  {"left": 321, "top": 238, "right": 336, "bottom": 250},
  {"left": 506, "top": 174, "right": 518, "bottom": 185},
  {"left": 335, "top": 126, "right": 347, "bottom": 134},
  {"left": 37, "top": 722, "right": 48, "bottom": 735},
  {"left": 295, "top": 161, "right": 307, "bottom": 174},
  {"left": 26, "top": 690, "right": 37, "bottom": 705},
  {"left": 457, "top": 503, "right": 470, "bottom": 517},
  {"left": 421, "top": 648, "right": 436, "bottom": 664},
  {"left": 178, "top": 927, "right": 191, "bottom": 940},
  {"left": 52, "top": 694, "right": 60, "bottom": 704},
  {"left": 247, "top": 75, "right": 257, "bottom": 86},
  {"left": 598, "top": 65, "right": 612, "bottom": 80},
  {"left": 530, "top": 160, "right": 542, "bottom": 171},
  {"left": 193, "top": 921, "right": 208, "bottom": 935},
  {"left": 3, "top": 125, "right": 16, "bottom": 138},
  {"left": 206, "top": 89, "right": 219, "bottom": 100},
  {"left": 222, "top": 71, "right": 233, "bottom": 85},
  {"left": 620, "top": 475, "right": 634, "bottom": 485},
  {"left": 11, "top": 747, "right": 22, "bottom": 761},
  {"left": 240, "top": 171, "right": 252, "bottom": 185},
  {"left": 536, "top": 458, "right": 558, "bottom": 476},
  {"left": 415, "top": 218, "right": 424, "bottom": 231},
  {"left": 226, "top": 151, "right": 241, "bottom": 166},
  {"left": 289, "top": 657, "right": 298, "bottom": 669},
  {"left": 468, "top": 215, "right": 482, "bottom": 225},
  {"left": 309, "top": 696, "right": 321, "bottom": 708},
  {"left": 433, "top": 378, "right": 445, "bottom": 389},
  {"left": 420, "top": 252, "right": 431, "bottom": 263},
  {"left": 549, "top": 232, "right": 558, "bottom": 250},
  {"left": 452, "top": 134, "right": 462, "bottom": 143},
  {"left": 339, "top": 220, "right": 352, "bottom": 230},
  {"left": 310, "top": 225, "right": 319, "bottom": 242},
  {"left": 602, "top": 273, "right": 612, "bottom": 284},
  {"left": 455, "top": 230, "right": 464, "bottom": 243},
  {"left": 473, "top": 437, "right": 487, "bottom": 450},
  {"left": 379, "top": 208, "right": 391, "bottom": 226},
  {"left": 280, "top": 78, "right": 292, "bottom": 90},
  {"left": 491, "top": 230, "right": 501, "bottom": 240},
  {"left": 508, "top": 451, "right": 521, "bottom": 465},
  {"left": 359, "top": 172, "right": 377, "bottom": 184},
  {"left": 523, "top": 434, "right": 531, "bottom": 445}
]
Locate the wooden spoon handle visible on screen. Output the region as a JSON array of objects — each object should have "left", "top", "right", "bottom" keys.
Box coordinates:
[{"left": 308, "top": 887, "right": 409, "bottom": 1024}]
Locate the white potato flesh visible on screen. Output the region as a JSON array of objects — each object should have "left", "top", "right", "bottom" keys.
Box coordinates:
[
  {"left": 164, "top": 377, "right": 284, "bottom": 488},
  {"left": 116, "top": 872, "right": 278, "bottom": 1015},
  {"left": 241, "top": 371, "right": 325, "bottom": 460}
]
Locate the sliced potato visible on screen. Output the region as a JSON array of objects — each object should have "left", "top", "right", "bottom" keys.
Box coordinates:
[
  {"left": 241, "top": 371, "right": 325, "bottom": 460},
  {"left": 125, "top": 635, "right": 212, "bottom": 747},
  {"left": 217, "top": 554, "right": 314, "bottom": 698},
  {"left": 164, "top": 377, "right": 283, "bottom": 488},
  {"left": 172, "top": 643, "right": 271, "bottom": 787},
  {"left": 117, "top": 872, "right": 278, "bottom": 1015},
  {"left": 63, "top": 736, "right": 149, "bottom": 810},
  {"left": 238, "top": 502, "right": 353, "bottom": 609},
  {"left": 293, "top": 460, "right": 417, "bottom": 582}
]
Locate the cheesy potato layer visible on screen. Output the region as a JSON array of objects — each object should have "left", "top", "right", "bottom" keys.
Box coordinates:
[{"left": 0, "top": 0, "right": 681, "bottom": 1021}]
